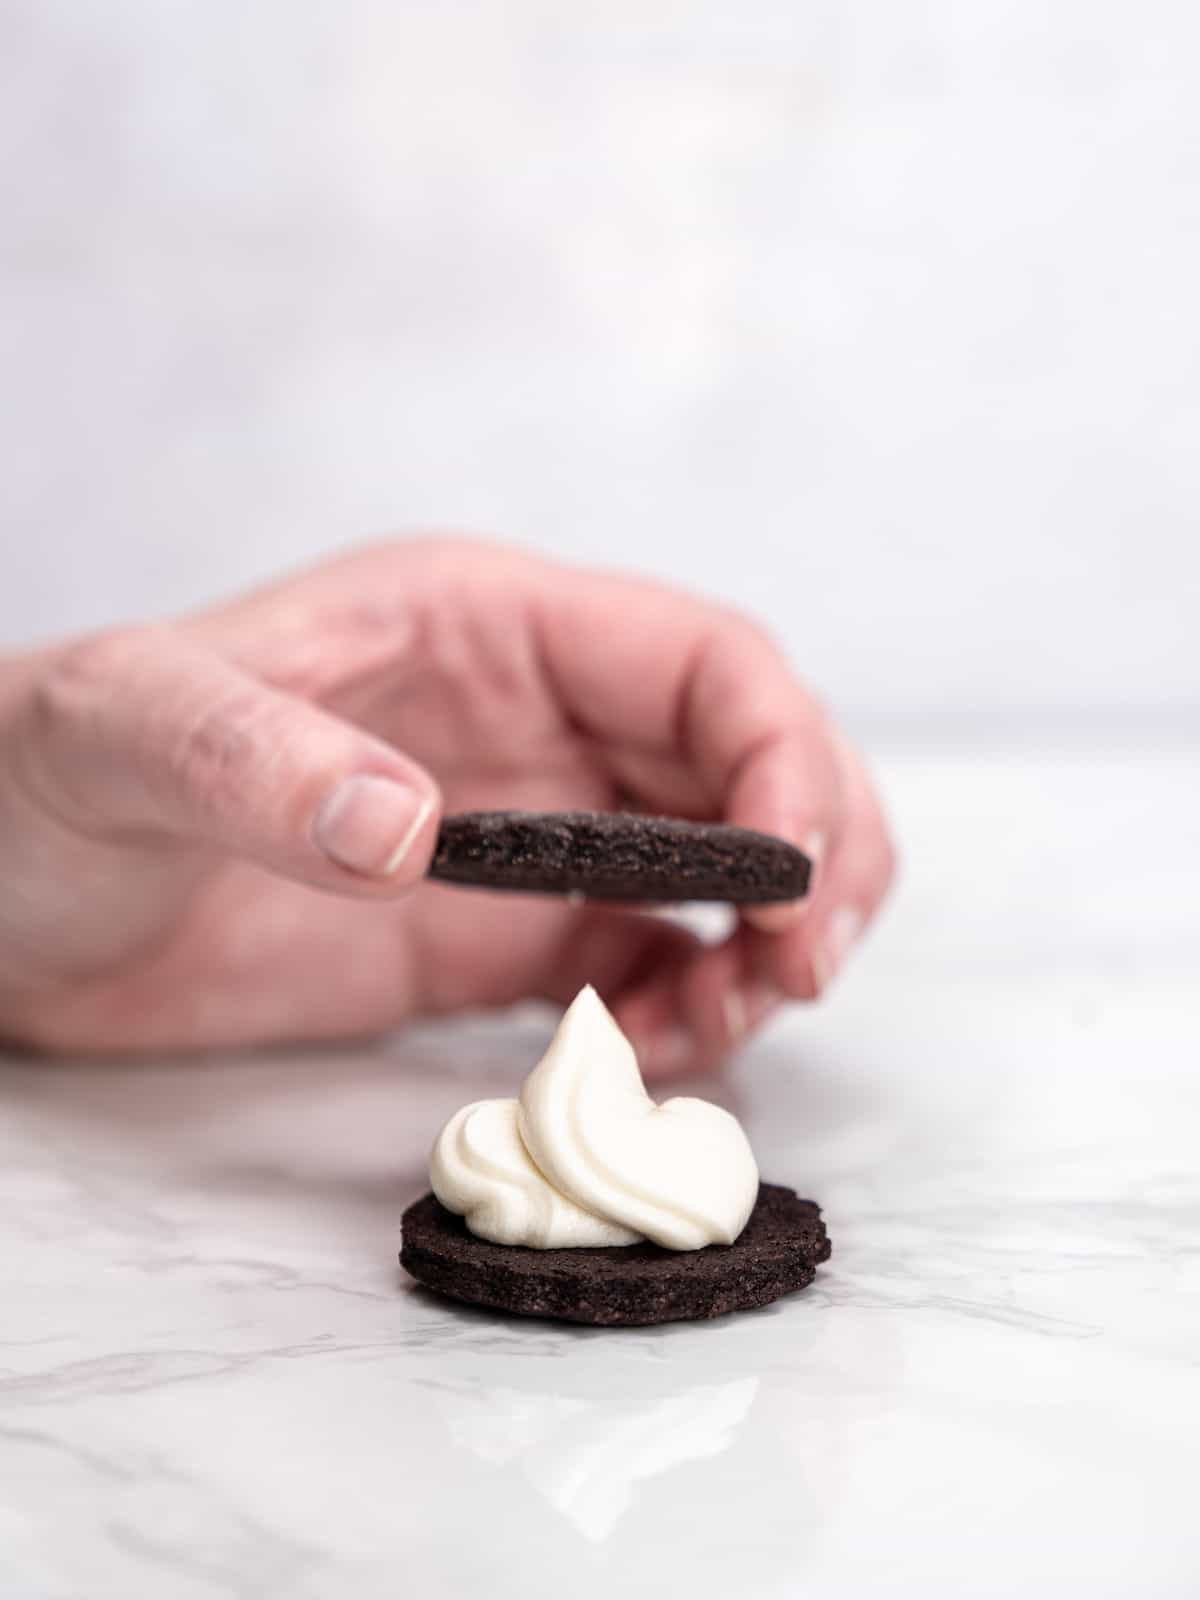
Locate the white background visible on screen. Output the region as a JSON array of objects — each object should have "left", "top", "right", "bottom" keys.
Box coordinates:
[{"left": 1, "top": 0, "right": 1197, "bottom": 737}]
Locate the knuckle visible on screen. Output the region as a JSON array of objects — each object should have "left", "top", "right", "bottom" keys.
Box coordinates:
[
  {"left": 30, "top": 626, "right": 160, "bottom": 736},
  {"left": 24, "top": 627, "right": 163, "bottom": 771},
  {"left": 708, "top": 608, "right": 830, "bottom": 729},
  {"left": 343, "top": 533, "right": 530, "bottom": 586},
  {"left": 53, "top": 624, "right": 160, "bottom": 688},
  {"left": 166, "top": 686, "right": 270, "bottom": 819},
  {"left": 714, "top": 606, "right": 779, "bottom": 658}
]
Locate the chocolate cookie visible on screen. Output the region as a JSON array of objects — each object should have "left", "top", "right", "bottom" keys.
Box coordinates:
[
  {"left": 428, "top": 810, "right": 811, "bottom": 903},
  {"left": 400, "top": 1183, "right": 830, "bottom": 1326}
]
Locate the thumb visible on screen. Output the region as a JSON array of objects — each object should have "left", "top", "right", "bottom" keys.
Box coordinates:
[{"left": 20, "top": 626, "right": 442, "bottom": 894}]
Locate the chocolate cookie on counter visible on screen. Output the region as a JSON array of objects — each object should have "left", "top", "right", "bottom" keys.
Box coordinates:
[{"left": 401, "top": 1183, "right": 831, "bottom": 1327}]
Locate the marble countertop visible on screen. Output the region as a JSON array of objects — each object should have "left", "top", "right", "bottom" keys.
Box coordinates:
[{"left": 3, "top": 744, "right": 1199, "bottom": 1599}]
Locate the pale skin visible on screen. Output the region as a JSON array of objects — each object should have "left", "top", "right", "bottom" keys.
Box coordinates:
[{"left": 0, "top": 539, "right": 895, "bottom": 1073}]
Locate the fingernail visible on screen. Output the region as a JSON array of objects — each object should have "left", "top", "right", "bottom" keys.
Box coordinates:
[
  {"left": 314, "top": 776, "right": 433, "bottom": 877},
  {"left": 721, "top": 990, "right": 748, "bottom": 1043},
  {"left": 801, "top": 830, "right": 826, "bottom": 894},
  {"left": 747, "top": 826, "right": 823, "bottom": 931},
  {"left": 723, "top": 982, "right": 783, "bottom": 1043},
  {"left": 814, "top": 904, "right": 863, "bottom": 992},
  {"left": 744, "top": 980, "right": 785, "bottom": 1027}
]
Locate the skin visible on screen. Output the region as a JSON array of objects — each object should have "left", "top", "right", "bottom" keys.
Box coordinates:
[{"left": 0, "top": 539, "right": 895, "bottom": 1073}]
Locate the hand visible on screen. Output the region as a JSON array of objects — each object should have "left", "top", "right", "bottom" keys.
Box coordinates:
[{"left": 0, "top": 540, "right": 895, "bottom": 1069}]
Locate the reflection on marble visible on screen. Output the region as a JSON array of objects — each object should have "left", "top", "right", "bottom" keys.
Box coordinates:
[
  {"left": 2, "top": 748, "right": 1200, "bottom": 1598},
  {"left": 440, "top": 1374, "right": 758, "bottom": 1543}
]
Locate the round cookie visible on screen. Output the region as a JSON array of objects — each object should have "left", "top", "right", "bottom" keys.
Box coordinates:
[
  {"left": 428, "top": 810, "right": 811, "bottom": 904},
  {"left": 400, "top": 1183, "right": 831, "bottom": 1326}
]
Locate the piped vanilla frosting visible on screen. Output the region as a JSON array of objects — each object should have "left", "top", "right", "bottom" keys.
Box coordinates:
[{"left": 430, "top": 986, "right": 758, "bottom": 1251}]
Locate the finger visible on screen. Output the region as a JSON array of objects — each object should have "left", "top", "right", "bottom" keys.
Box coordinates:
[
  {"left": 178, "top": 536, "right": 540, "bottom": 698},
  {"left": 601, "top": 924, "right": 782, "bottom": 1080},
  {"left": 527, "top": 905, "right": 711, "bottom": 1078},
  {"left": 646, "top": 738, "right": 895, "bottom": 1054},
  {"left": 724, "top": 717, "right": 842, "bottom": 933},
  {"left": 19, "top": 626, "right": 442, "bottom": 895},
  {"left": 537, "top": 905, "right": 703, "bottom": 1013},
  {"left": 745, "top": 735, "right": 897, "bottom": 998},
  {"left": 534, "top": 570, "right": 841, "bottom": 919}
]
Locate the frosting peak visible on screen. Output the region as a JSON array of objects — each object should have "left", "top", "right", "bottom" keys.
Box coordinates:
[{"left": 430, "top": 986, "right": 759, "bottom": 1252}]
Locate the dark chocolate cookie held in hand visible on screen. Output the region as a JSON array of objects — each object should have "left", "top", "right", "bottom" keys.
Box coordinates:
[{"left": 0, "top": 540, "right": 894, "bottom": 1069}]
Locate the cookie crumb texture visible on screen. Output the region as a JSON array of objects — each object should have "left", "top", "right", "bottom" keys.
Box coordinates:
[
  {"left": 400, "top": 1183, "right": 831, "bottom": 1326},
  {"left": 429, "top": 810, "right": 811, "bottom": 903}
]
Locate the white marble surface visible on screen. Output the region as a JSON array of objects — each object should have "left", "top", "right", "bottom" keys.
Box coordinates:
[{"left": 2, "top": 743, "right": 1199, "bottom": 1599}]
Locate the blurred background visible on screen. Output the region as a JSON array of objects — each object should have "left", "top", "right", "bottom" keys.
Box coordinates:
[{"left": 1, "top": 0, "right": 1196, "bottom": 743}]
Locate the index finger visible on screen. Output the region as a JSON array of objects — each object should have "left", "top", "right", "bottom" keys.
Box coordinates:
[{"left": 533, "top": 566, "right": 843, "bottom": 906}]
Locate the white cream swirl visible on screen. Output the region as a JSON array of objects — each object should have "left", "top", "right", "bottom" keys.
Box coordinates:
[{"left": 429, "top": 986, "right": 759, "bottom": 1251}]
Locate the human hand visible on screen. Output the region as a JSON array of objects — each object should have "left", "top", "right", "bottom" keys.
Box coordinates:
[{"left": 0, "top": 540, "right": 894, "bottom": 1068}]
